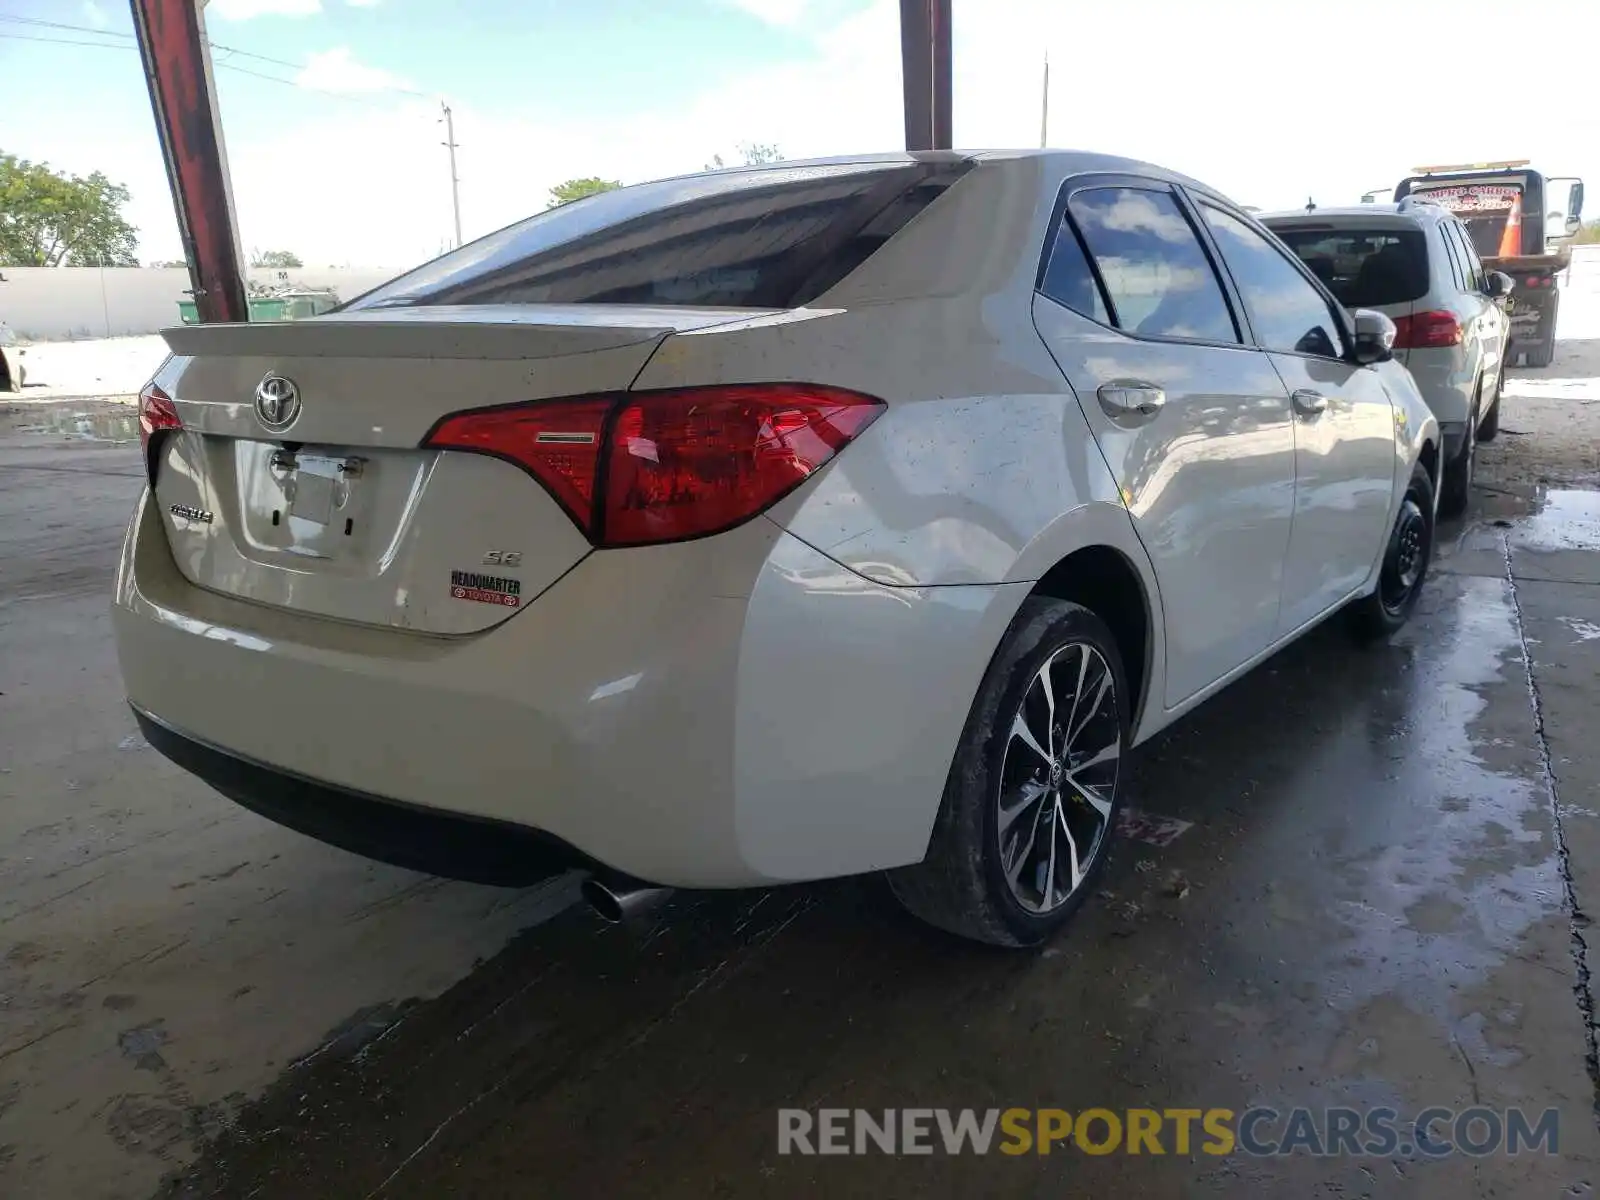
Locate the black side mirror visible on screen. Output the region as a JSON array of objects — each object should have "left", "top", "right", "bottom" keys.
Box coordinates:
[
  {"left": 1349, "top": 308, "right": 1396, "bottom": 365},
  {"left": 1485, "top": 271, "right": 1515, "bottom": 298}
]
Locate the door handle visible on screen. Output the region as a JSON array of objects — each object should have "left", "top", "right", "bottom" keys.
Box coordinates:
[
  {"left": 1291, "top": 388, "right": 1328, "bottom": 416},
  {"left": 1097, "top": 382, "right": 1166, "bottom": 419}
]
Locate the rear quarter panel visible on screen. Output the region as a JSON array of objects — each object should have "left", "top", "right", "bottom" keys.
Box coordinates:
[
  {"left": 638, "top": 298, "right": 1137, "bottom": 586},
  {"left": 633, "top": 157, "right": 1154, "bottom": 592},
  {"left": 631, "top": 156, "right": 1172, "bottom": 736}
]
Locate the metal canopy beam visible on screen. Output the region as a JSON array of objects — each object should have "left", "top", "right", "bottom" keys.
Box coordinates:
[
  {"left": 900, "top": 0, "right": 952, "bottom": 152},
  {"left": 129, "top": 0, "right": 248, "bottom": 324}
]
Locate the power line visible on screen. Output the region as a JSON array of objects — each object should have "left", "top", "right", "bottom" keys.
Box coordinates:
[
  {"left": 0, "top": 14, "right": 133, "bottom": 36},
  {"left": 0, "top": 29, "right": 428, "bottom": 107},
  {"left": 0, "top": 31, "right": 129, "bottom": 51},
  {"left": 3, "top": 15, "right": 456, "bottom": 247},
  {"left": 0, "top": 14, "right": 431, "bottom": 100}
]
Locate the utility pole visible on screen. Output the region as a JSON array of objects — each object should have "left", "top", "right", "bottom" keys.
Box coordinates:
[
  {"left": 440, "top": 101, "right": 462, "bottom": 249},
  {"left": 1039, "top": 53, "right": 1049, "bottom": 148}
]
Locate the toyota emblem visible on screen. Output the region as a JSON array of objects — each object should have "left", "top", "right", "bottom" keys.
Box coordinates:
[{"left": 254, "top": 374, "right": 301, "bottom": 431}]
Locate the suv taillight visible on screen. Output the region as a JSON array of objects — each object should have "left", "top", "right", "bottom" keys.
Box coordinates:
[
  {"left": 1391, "top": 310, "right": 1462, "bottom": 349},
  {"left": 424, "top": 384, "right": 886, "bottom": 547},
  {"left": 137, "top": 381, "right": 181, "bottom": 478}
]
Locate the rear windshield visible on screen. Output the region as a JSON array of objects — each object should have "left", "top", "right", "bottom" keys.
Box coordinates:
[
  {"left": 348, "top": 159, "right": 972, "bottom": 311},
  {"left": 1404, "top": 181, "right": 1523, "bottom": 258},
  {"left": 1458, "top": 214, "right": 1510, "bottom": 258},
  {"left": 1268, "top": 226, "right": 1429, "bottom": 308}
]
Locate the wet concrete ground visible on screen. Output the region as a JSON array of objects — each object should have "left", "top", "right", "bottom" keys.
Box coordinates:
[{"left": 5, "top": 324, "right": 1600, "bottom": 1197}]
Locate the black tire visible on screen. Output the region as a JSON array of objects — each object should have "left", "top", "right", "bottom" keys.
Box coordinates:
[
  {"left": 1524, "top": 336, "right": 1555, "bottom": 369},
  {"left": 1348, "top": 461, "right": 1435, "bottom": 641},
  {"left": 1438, "top": 383, "right": 1480, "bottom": 518},
  {"left": 888, "top": 598, "right": 1129, "bottom": 947}
]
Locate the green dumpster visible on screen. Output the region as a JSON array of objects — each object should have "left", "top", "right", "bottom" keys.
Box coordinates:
[
  {"left": 176, "top": 297, "right": 287, "bottom": 323},
  {"left": 282, "top": 293, "right": 338, "bottom": 320},
  {"left": 177, "top": 294, "right": 331, "bottom": 324}
]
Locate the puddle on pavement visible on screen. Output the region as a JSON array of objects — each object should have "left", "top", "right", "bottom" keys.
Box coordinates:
[
  {"left": 1515, "top": 488, "right": 1600, "bottom": 551},
  {"left": 19, "top": 407, "right": 139, "bottom": 443},
  {"left": 1459, "top": 485, "right": 1600, "bottom": 552}
]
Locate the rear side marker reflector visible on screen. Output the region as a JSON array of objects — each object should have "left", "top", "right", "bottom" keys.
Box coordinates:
[{"left": 424, "top": 384, "right": 886, "bottom": 547}]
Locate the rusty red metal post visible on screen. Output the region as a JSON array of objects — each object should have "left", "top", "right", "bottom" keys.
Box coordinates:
[
  {"left": 899, "top": 0, "right": 953, "bottom": 152},
  {"left": 930, "top": 0, "right": 952, "bottom": 151},
  {"left": 129, "top": 0, "right": 249, "bottom": 324}
]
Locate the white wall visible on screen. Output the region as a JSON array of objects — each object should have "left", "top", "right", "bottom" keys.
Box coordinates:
[{"left": 0, "top": 266, "right": 401, "bottom": 341}]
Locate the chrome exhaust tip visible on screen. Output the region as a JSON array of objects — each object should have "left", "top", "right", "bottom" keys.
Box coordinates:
[{"left": 580, "top": 873, "right": 674, "bottom": 923}]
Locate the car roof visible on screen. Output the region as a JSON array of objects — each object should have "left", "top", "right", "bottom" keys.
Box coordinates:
[
  {"left": 670, "top": 149, "right": 1244, "bottom": 207},
  {"left": 1258, "top": 203, "right": 1444, "bottom": 226}
]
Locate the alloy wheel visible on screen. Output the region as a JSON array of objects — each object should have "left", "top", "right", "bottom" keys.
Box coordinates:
[{"left": 996, "top": 642, "right": 1121, "bottom": 914}]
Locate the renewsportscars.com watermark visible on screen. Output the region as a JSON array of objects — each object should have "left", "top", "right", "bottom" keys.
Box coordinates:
[{"left": 777, "top": 1107, "right": 1561, "bottom": 1158}]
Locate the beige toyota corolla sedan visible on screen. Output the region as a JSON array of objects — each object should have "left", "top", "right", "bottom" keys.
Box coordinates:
[{"left": 116, "top": 150, "right": 1440, "bottom": 946}]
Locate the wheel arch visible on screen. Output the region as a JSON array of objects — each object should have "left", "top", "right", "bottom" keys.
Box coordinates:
[
  {"left": 1010, "top": 500, "right": 1165, "bottom": 741},
  {"left": 1029, "top": 544, "right": 1155, "bottom": 738}
]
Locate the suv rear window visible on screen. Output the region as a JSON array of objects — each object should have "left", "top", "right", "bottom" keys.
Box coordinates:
[
  {"left": 1268, "top": 226, "right": 1429, "bottom": 308},
  {"left": 348, "top": 160, "right": 972, "bottom": 311}
]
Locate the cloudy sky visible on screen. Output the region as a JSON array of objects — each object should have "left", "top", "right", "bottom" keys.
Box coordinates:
[{"left": 3, "top": 0, "right": 1597, "bottom": 270}]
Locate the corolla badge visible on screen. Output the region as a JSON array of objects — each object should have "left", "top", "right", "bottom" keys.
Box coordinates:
[
  {"left": 168, "top": 503, "right": 213, "bottom": 524},
  {"left": 254, "top": 374, "right": 301, "bottom": 431}
]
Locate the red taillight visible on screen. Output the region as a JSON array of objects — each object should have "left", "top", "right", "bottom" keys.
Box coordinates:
[
  {"left": 1524, "top": 276, "right": 1546, "bottom": 288},
  {"left": 425, "top": 398, "right": 610, "bottom": 527},
  {"left": 1391, "top": 310, "right": 1462, "bottom": 349},
  {"left": 424, "top": 384, "right": 885, "bottom": 547},
  {"left": 137, "top": 381, "right": 181, "bottom": 472},
  {"left": 602, "top": 385, "right": 883, "bottom": 546}
]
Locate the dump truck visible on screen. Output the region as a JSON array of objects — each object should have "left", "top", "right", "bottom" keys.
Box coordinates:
[{"left": 1393, "top": 161, "right": 1585, "bottom": 367}]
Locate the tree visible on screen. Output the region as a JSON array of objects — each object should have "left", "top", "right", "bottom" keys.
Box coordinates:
[
  {"left": 251, "top": 248, "right": 303, "bottom": 268},
  {"left": 0, "top": 153, "right": 139, "bottom": 267},
  {"left": 738, "top": 142, "right": 783, "bottom": 165},
  {"left": 547, "top": 177, "right": 621, "bottom": 209},
  {"left": 704, "top": 143, "right": 785, "bottom": 170}
]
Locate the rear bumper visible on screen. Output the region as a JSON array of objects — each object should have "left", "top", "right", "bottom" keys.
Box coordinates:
[
  {"left": 1439, "top": 420, "right": 1468, "bottom": 462},
  {"left": 114, "top": 489, "right": 1020, "bottom": 887},
  {"left": 134, "top": 705, "right": 595, "bottom": 886}
]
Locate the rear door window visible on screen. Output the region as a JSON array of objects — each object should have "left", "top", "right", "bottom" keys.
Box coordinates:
[
  {"left": 1200, "top": 206, "right": 1346, "bottom": 359},
  {"left": 1268, "top": 225, "right": 1429, "bottom": 309},
  {"left": 1447, "top": 221, "right": 1484, "bottom": 291},
  {"left": 1063, "top": 187, "right": 1239, "bottom": 343},
  {"left": 1038, "top": 216, "right": 1111, "bottom": 324},
  {"left": 1438, "top": 223, "right": 1467, "bottom": 291},
  {"left": 349, "top": 160, "right": 973, "bottom": 310}
]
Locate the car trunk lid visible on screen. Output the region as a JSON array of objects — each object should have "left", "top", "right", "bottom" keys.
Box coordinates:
[{"left": 150, "top": 305, "right": 757, "bottom": 634}]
